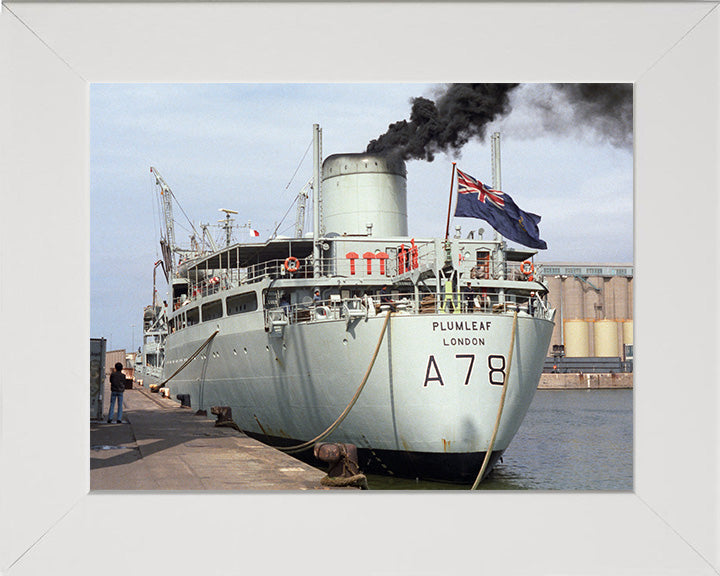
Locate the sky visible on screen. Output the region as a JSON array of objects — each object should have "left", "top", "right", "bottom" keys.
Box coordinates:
[{"left": 90, "top": 83, "right": 633, "bottom": 352}]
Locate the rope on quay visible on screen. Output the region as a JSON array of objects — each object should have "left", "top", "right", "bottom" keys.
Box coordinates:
[
  {"left": 157, "top": 329, "right": 220, "bottom": 387},
  {"left": 471, "top": 310, "right": 518, "bottom": 490},
  {"left": 279, "top": 310, "right": 392, "bottom": 455}
]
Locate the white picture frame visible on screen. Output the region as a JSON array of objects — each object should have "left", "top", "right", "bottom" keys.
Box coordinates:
[{"left": 1, "top": 2, "right": 717, "bottom": 574}]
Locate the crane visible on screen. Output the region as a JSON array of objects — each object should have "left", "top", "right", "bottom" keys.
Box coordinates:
[
  {"left": 199, "top": 222, "right": 219, "bottom": 252},
  {"left": 150, "top": 167, "right": 199, "bottom": 275},
  {"left": 150, "top": 167, "right": 177, "bottom": 276}
]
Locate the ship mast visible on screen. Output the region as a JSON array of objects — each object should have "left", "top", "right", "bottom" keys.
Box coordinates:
[
  {"left": 492, "top": 132, "right": 506, "bottom": 304},
  {"left": 219, "top": 208, "right": 237, "bottom": 247},
  {"left": 312, "top": 124, "right": 322, "bottom": 277}
]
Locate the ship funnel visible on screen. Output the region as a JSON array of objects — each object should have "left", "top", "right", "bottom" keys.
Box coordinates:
[{"left": 321, "top": 153, "right": 408, "bottom": 237}]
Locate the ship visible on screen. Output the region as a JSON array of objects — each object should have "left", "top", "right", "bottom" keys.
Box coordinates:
[
  {"left": 134, "top": 261, "right": 168, "bottom": 388},
  {"left": 148, "top": 125, "right": 555, "bottom": 483}
]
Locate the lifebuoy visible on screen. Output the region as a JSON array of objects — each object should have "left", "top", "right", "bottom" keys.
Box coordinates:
[
  {"left": 284, "top": 256, "right": 300, "bottom": 273},
  {"left": 521, "top": 260, "right": 534, "bottom": 281},
  {"left": 314, "top": 306, "right": 330, "bottom": 320}
]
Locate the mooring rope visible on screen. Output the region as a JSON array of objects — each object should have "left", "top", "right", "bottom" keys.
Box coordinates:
[
  {"left": 279, "top": 310, "right": 392, "bottom": 454},
  {"left": 471, "top": 310, "right": 518, "bottom": 490},
  {"left": 157, "top": 329, "right": 219, "bottom": 387}
]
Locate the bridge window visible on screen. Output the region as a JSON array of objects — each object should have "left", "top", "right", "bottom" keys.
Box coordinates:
[
  {"left": 202, "top": 299, "right": 223, "bottom": 322},
  {"left": 227, "top": 292, "right": 258, "bottom": 315},
  {"left": 186, "top": 307, "right": 200, "bottom": 326}
]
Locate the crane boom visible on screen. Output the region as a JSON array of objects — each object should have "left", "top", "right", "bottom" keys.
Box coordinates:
[
  {"left": 150, "top": 166, "right": 179, "bottom": 276},
  {"left": 150, "top": 167, "right": 176, "bottom": 249}
]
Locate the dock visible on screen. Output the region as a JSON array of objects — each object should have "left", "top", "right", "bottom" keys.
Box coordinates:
[
  {"left": 538, "top": 372, "right": 633, "bottom": 389},
  {"left": 91, "top": 383, "right": 345, "bottom": 490}
]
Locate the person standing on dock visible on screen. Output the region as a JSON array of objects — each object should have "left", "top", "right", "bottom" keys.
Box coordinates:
[{"left": 107, "top": 362, "right": 127, "bottom": 424}]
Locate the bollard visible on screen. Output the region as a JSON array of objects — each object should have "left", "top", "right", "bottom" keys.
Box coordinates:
[
  {"left": 314, "top": 442, "right": 367, "bottom": 489},
  {"left": 210, "top": 406, "right": 241, "bottom": 431},
  {"left": 177, "top": 393, "right": 191, "bottom": 408}
]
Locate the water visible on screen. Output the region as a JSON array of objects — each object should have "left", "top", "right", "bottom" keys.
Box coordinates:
[{"left": 366, "top": 389, "right": 633, "bottom": 491}]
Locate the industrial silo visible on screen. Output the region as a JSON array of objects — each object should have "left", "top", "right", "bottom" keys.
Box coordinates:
[
  {"left": 564, "top": 320, "right": 590, "bottom": 357},
  {"left": 562, "top": 277, "right": 584, "bottom": 320},
  {"left": 623, "top": 320, "right": 634, "bottom": 346},
  {"left": 321, "top": 153, "right": 408, "bottom": 237},
  {"left": 610, "top": 276, "right": 630, "bottom": 319},
  {"left": 583, "top": 276, "right": 603, "bottom": 321},
  {"left": 594, "top": 319, "right": 620, "bottom": 357},
  {"left": 545, "top": 275, "right": 563, "bottom": 349}
]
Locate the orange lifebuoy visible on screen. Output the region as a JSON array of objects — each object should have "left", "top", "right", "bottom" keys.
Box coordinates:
[
  {"left": 521, "top": 260, "right": 534, "bottom": 281},
  {"left": 284, "top": 256, "right": 300, "bottom": 273}
]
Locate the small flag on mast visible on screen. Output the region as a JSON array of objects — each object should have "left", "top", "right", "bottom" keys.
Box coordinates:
[
  {"left": 454, "top": 168, "right": 547, "bottom": 249},
  {"left": 249, "top": 229, "right": 260, "bottom": 237}
]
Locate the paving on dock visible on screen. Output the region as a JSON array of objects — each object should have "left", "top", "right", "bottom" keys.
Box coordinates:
[{"left": 90, "top": 384, "right": 341, "bottom": 491}]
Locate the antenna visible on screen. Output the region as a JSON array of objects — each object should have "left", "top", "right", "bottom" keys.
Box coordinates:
[{"left": 218, "top": 208, "right": 237, "bottom": 247}]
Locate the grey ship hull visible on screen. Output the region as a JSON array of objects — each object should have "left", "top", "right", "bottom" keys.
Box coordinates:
[{"left": 164, "top": 308, "right": 553, "bottom": 482}]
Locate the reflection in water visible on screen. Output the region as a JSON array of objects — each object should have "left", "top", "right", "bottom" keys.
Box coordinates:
[{"left": 367, "top": 389, "right": 633, "bottom": 491}]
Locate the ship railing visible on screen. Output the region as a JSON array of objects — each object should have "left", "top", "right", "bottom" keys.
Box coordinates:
[
  {"left": 431, "top": 290, "right": 552, "bottom": 319},
  {"left": 264, "top": 289, "right": 552, "bottom": 328},
  {"left": 180, "top": 253, "right": 541, "bottom": 308},
  {"left": 456, "top": 257, "right": 539, "bottom": 282}
]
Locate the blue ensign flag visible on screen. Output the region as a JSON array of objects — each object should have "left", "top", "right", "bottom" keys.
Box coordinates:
[{"left": 454, "top": 168, "right": 547, "bottom": 250}]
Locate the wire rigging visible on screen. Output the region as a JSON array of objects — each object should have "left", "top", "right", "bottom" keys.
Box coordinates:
[
  {"left": 270, "top": 194, "right": 300, "bottom": 239},
  {"left": 285, "top": 139, "right": 313, "bottom": 190},
  {"left": 167, "top": 187, "right": 201, "bottom": 243}
]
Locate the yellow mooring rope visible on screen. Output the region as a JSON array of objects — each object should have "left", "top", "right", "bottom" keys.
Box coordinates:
[
  {"left": 279, "top": 310, "right": 392, "bottom": 454},
  {"left": 158, "top": 329, "right": 220, "bottom": 387},
  {"left": 471, "top": 310, "right": 518, "bottom": 490}
]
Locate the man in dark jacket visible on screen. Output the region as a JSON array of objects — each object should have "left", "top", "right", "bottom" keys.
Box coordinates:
[{"left": 107, "top": 362, "right": 127, "bottom": 424}]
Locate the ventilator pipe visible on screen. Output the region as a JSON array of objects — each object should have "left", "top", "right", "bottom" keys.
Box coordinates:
[{"left": 471, "top": 310, "right": 518, "bottom": 490}]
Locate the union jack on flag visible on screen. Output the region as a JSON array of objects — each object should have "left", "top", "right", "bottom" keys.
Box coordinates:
[
  {"left": 454, "top": 166, "right": 547, "bottom": 249},
  {"left": 457, "top": 169, "right": 505, "bottom": 209}
]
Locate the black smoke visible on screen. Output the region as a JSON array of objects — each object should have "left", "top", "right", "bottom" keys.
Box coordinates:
[
  {"left": 366, "top": 84, "right": 519, "bottom": 161},
  {"left": 551, "top": 83, "right": 633, "bottom": 149},
  {"left": 366, "top": 83, "right": 633, "bottom": 160}
]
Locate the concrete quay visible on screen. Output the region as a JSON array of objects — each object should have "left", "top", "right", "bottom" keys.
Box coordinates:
[
  {"left": 538, "top": 372, "right": 633, "bottom": 390},
  {"left": 90, "top": 385, "right": 342, "bottom": 491}
]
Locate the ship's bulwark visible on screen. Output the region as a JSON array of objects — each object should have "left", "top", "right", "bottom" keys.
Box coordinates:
[{"left": 164, "top": 311, "right": 553, "bottom": 482}]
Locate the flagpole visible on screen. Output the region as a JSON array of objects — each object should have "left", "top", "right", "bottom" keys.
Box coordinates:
[{"left": 444, "top": 162, "right": 457, "bottom": 240}]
